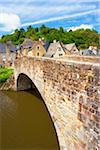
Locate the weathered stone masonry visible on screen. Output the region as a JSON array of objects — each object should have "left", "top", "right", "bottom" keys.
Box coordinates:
[{"left": 14, "top": 57, "right": 100, "bottom": 150}]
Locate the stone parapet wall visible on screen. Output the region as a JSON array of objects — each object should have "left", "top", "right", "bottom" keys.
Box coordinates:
[
  {"left": 14, "top": 56, "right": 100, "bottom": 150},
  {"left": 59, "top": 55, "right": 100, "bottom": 63}
]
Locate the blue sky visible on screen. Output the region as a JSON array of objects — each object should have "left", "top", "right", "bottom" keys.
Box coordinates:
[{"left": 0, "top": 0, "right": 100, "bottom": 37}]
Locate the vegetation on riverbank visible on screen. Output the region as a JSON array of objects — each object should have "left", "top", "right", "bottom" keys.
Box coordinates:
[
  {"left": 0, "top": 25, "right": 99, "bottom": 50},
  {"left": 0, "top": 67, "right": 13, "bottom": 83}
]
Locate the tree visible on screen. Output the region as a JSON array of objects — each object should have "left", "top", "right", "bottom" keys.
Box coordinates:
[
  {"left": 0, "top": 25, "right": 99, "bottom": 50},
  {"left": 59, "top": 27, "right": 64, "bottom": 33}
]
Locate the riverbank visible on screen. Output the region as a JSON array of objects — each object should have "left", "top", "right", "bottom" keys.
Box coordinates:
[
  {"left": 0, "top": 67, "right": 14, "bottom": 90},
  {"left": 0, "top": 67, "right": 13, "bottom": 83}
]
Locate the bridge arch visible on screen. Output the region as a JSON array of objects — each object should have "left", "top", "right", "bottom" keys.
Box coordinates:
[
  {"left": 16, "top": 73, "right": 60, "bottom": 149},
  {"left": 14, "top": 57, "right": 100, "bottom": 150}
]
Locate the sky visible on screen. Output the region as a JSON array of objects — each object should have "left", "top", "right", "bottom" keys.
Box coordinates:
[{"left": 0, "top": 0, "right": 100, "bottom": 37}]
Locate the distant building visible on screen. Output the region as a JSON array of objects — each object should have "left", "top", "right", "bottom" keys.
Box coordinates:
[
  {"left": 80, "top": 46, "right": 100, "bottom": 56},
  {"left": 80, "top": 49, "right": 95, "bottom": 56}
]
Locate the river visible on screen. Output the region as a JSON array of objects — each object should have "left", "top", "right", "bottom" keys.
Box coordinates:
[{"left": 0, "top": 90, "right": 59, "bottom": 150}]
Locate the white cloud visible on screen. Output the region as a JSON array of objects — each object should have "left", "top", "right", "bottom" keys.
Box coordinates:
[
  {"left": 0, "top": 0, "right": 99, "bottom": 34},
  {"left": 0, "top": 13, "right": 21, "bottom": 32},
  {"left": 21, "top": 9, "right": 98, "bottom": 27},
  {"left": 0, "top": 0, "right": 97, "bottom": 22},
  {"left": 67, "top": 24, "right": 93, "bottom": 31}
]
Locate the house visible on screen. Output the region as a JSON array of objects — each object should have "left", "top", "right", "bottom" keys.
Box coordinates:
[
  {"left": 6, "top": 41, "right": 17, "bottom": 60},
  {"left": 64, "top": 43, "right": 79, "bottom": 54},
  {"left": 45, "top": 40, "right": 66, "bottom": 58},
  {"left": 45, "top": 40, "right": 79, "bottom": 58},
  {"left": 28, "top": 41, "right": 46, "bottom": 57},
  {"left": 20, "top": 38, "right": 35, "bottom": 56},
  {"left": 0, "top": 41, "right": 17, "bottom": 67}
]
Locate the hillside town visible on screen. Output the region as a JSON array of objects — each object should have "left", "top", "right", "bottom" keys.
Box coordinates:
[{"left": 0, "top": 38, "right": 100, "bottom": 67}]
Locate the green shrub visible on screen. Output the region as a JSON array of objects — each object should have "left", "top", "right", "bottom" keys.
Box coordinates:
[{"left": 0, "top": 67, "right": 13, "bottom": 83}]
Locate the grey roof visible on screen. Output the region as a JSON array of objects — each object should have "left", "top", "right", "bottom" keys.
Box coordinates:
[
  {"left": 6, "top": 41, "right": 17, "bottom": 52},
  {"left": 44, "top": 41, "right": 50, "bottom": 52},
  {"left": 21, "top": 39, "right": 35, "bottom": 49}
]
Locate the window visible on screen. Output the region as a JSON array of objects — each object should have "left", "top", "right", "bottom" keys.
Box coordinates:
[
  {"left": 59, "top": 54, "right": 63, "bottom": 56},
  {"left": 37, "top": 46, "right": 40, "bottom": 50},
  {"left": 58, "top": 47, "right": 61, "bottom": 51},
  {"left": 37, "top": 52, "right": 39, "bottom": 56}
]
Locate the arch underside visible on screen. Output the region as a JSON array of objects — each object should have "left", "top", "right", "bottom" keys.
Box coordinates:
[
  {"left": 16, "top": 73, "right": 60, "bottom": 149},
  {"left": 17, "top": 73, "right": 36, "bottom": 91}
]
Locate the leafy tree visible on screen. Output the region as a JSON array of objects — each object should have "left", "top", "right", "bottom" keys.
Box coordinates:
[{"left": 0, "top": 25, "right": 99, "bottom": 49}]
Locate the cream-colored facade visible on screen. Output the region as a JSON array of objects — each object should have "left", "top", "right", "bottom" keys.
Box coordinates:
[{"left": 28, "top": 41, "right": 46, "bottom": 57}]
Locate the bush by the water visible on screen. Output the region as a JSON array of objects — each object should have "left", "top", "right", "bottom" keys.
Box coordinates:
[{"left": 0, "top": 67, "right": 13, "bottom": 83}]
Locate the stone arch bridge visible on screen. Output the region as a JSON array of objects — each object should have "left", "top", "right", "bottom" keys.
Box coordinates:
[{"left": 14, "top": 56, "right": 100, "bottom": 150}]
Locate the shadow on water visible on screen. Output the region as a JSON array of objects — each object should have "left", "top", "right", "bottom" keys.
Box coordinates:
[{"left": 0, "top": 86, "right": 60, "bottom": 150}]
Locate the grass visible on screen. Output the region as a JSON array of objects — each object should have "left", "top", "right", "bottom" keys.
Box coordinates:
[{"left": 0, "top": 67, "right": 13, "bottom": 83}]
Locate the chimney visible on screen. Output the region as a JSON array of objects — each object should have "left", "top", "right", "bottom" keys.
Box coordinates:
[
  {"left": 89, "top": 46, "right": 93, "bottom": 50},
  {"left": 42, "top": 37, "right": 44, "bottom": 40},
  {"left": 39, "top": 38, "right": 42, "bottom": 42},
  {"left": 53, "top": 40, "right": 56, "bottom": 43},
  {"left": 6, "top": 45, "right": 11, "bottom": 61}
]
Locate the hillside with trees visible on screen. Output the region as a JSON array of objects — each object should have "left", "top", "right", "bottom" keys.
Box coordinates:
[{"left": 0, "top": 25, "right": 99, "bottom": 50}]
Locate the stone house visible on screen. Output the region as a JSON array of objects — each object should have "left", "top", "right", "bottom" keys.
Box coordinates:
[
  {"left": 0, "top": 43, "right": 6, "bottom": 66},
  {"left": 20, "top": 38, "right": 35, "bottom": 56},
  {"left": 45, "top": 41, "right": 78, "bottom": 58},
  {"left": 28, "top": 41, "right": 46, "bottom": 57},
  {"left": 45, "top": 40, "right": 65, "bottom": 58},
  {"left": 80, "top": 46, "right": 100, "bottom": 56}
]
